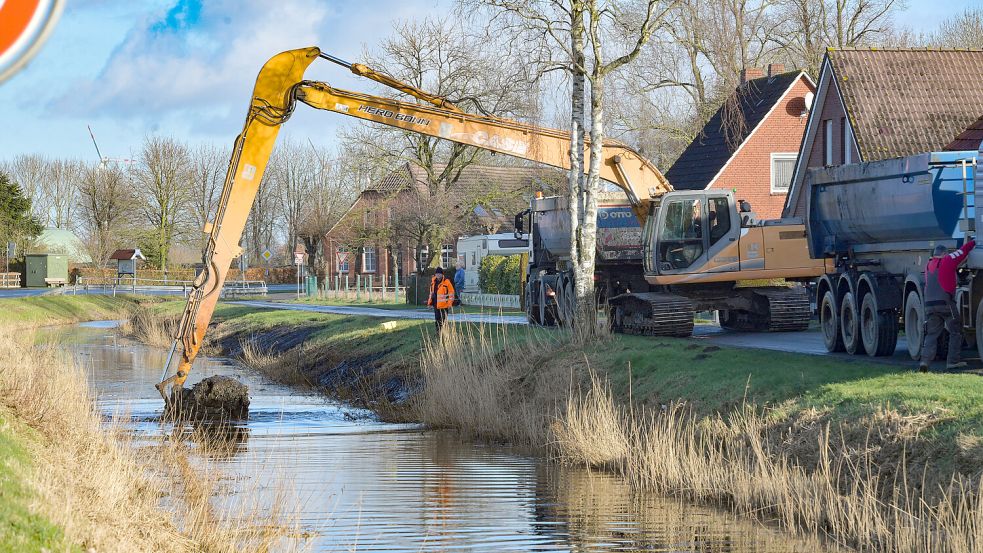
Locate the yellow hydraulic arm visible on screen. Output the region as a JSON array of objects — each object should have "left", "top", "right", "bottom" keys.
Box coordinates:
[{"left": 156, "top": 47, "right": 672, "bottom": 402}]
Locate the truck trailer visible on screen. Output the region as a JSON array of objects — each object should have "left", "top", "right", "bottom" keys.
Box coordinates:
[{"left": 807, "top": 147, "right": 980, "bottom": 358}]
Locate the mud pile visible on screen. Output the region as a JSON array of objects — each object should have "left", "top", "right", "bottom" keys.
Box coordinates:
[{"left": 167, "top": 375, "right": 250, "bottom": 420}]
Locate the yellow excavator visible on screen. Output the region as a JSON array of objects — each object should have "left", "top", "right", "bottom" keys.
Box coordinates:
[{"left": 156, "top": 47, "right": 827, "bottom": 402}]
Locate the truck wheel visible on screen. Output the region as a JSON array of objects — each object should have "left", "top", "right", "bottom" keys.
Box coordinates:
[
  {"left": 840, "top": 291, "right": 866, "bottom": 355},
  {"left": 975, "top": 299, "right": 983, "bottom": 358},
  {"left": 525, "top": 280, "right": 541, "bottom": 325},
  {"left": 860, "top": 293, "right": 898, "bottom": 357},
  {"left": 820, "top": 290, "right": 845, "bottom": 352},
  {"left": 904, "top": 290, "right": 924, "bottom": 360}
]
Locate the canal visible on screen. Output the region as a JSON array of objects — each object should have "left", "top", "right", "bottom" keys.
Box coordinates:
[{"left": 48, "top": 321, "right": 831, "bottom": 552}]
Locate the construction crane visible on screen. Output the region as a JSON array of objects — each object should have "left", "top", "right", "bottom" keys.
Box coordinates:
[
  {"left": 87, "top": 125, "right": 135, "bottom": 169},
  {"left": 156, "top": 47, "right": 823, "bottom": 403}
]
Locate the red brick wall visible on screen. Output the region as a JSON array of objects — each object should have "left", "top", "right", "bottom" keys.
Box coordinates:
[
  {"left": 789, "top": 76, "right": 860, "bottom": 217},
  {"left": 709, "top": 75, "right": 815, "bottom": 220}
]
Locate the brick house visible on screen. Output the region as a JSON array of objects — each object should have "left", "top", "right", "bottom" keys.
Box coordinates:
[
  {"left": 665, "top": 64, "right": 815, "bottom": 220},
  {"left": 784, "top": 48, "right": 983, "bottom": 218},
  {"left": 324, "top": 162, "right": 560, "bottom": 282}
]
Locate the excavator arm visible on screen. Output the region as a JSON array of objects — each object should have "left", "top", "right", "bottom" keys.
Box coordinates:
[{"left": 156, "top": 46, "right": 671, "bottom": 402}]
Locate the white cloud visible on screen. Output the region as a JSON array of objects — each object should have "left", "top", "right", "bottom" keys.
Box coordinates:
[{"left": 52, "top": 0, "right": 332, "bottom": 118}]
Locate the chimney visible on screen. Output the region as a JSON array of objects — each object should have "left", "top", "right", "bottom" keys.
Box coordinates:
[
  {"left": 767, "top": 63, "right": 786, "bottom": 78},
  {"left": 740, "top": 67, "right": 764, "bottom": 84}
]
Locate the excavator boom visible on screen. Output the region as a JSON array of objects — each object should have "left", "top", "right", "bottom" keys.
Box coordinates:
[{"left": 156, "top": 46, "right": 671, "bottom": 401}]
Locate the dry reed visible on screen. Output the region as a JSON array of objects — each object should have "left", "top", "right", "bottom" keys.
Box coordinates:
[
  {"left": 0, "top": 324, "right": 306, "bottom": 552},
  {"left": 120, "top": 303, "right": 181, "bottom": 349},
  {"left": 418, "top": 316, "right": 983, "bottom": 552}
]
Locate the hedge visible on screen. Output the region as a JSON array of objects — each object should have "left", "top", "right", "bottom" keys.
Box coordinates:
[{"left": 478, "top": 254, "right": 522, "bottom": 295}]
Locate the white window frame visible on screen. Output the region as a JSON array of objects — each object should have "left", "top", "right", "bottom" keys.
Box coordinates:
[
  {"left": 336, "top": 247, "right": 350, "bottom": 273},
  {"left": 440, "top": 244, "right": 454, "bottom": 268},
  {"left": 362, "top": 246, "right": 377, "bottom": 273},
  {"left": 771, "top": 152, "right": 798, "bottom": 194},
  {"left": 844, "top": 121, "right": 853, "bottom": 164},
  {"left": 824, "top": 119, "right": 833, "bottom": 166}
]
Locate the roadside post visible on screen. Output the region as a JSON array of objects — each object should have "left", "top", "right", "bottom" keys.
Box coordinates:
[
  {"left": 294, "top": 252, "right": 305, "bottom": 299},
  {"left": 394, "top": 265, "right": 400, "bottom": 303},
  {"left": 5, "top": 242, "right": 13, "bottom": 274}
]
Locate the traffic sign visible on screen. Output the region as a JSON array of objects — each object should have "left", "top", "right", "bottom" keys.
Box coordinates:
[
  {"left": 261, "top": 249, "right": 273, "bottom": 262},
  {"left": 294, "top": 252, "right": 305, "bottom": 265},
  {"left": 0, "top": 0, "right": 64, "bottom": 84}
]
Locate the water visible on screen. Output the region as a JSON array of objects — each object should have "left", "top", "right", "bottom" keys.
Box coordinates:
[{"left": 47, "top": 323, "right": 831, "bottom": 552}]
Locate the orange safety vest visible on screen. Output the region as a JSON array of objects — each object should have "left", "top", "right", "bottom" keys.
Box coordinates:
[{"left": 428, "top": 276, "right": 455, "bottom": 309}]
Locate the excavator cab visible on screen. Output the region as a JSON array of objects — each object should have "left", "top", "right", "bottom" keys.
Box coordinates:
[{"left": 644, "top": 191, "right": 742, "bottom": 277}]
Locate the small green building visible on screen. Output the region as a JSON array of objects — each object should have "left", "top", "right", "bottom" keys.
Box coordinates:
[{"left": 24, "top": 253, "right": 69, "bottom": 288}]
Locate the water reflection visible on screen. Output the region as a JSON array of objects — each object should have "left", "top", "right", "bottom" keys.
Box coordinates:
[{"left": 47, "top": 322, "right": 833, "bottom": 552}]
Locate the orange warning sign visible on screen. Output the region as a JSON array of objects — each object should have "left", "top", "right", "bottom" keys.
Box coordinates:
[{"left": 0, "top": 0, "right": 63, "bottom": 84}]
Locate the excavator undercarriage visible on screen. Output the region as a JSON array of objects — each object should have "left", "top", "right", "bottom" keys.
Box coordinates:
[{"left": 608, "top": 286, "right": 811, "bottom": 337}]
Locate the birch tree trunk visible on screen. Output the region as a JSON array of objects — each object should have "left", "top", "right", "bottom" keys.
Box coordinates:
[{"left": 568, "top": 3, "right": 586, "bottom": 280}]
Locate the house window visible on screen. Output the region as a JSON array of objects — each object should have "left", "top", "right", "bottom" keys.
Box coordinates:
[
  {"left": 441, "top": 244, "right": 454, "bottom": 268},
  {"left": 839, "top": 117, "right": 846, "bottom": 164},
  {"left": 336, "top": 247, "right": 350, "bottom": 273},
  {"left": 824, "top": 119, "right": 833, "bottom": 166},
  {"left": 771, "top": 153, "right": 797, "bottom": 193},
  {"left": 844, "top": 121, "right": 853, "bottom": 164},
  {"left": 362, "top": 247, "right": 377, "bottom": 273},
  {"left": 418, "top": 246, "right": 429, "bottom": 268}
]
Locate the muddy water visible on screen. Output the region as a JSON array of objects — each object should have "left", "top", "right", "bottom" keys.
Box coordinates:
[{"left": 50, "top": 322, "right": 830, "bottom": 552}]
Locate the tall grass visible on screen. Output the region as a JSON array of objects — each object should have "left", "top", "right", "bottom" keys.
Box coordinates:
[
  {"left": 0, "top": 324, "right": 305, "bottom": 552},
  {"left": 120, "top": 302, "right": 181, "bottom": 349},
  {"left": 419, "top": 318, "right": 983, "bottom": 552}
]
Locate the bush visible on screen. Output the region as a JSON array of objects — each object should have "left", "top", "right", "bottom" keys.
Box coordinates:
[{"left": 478, "top": 255, "right": 522, "bottom": 295}]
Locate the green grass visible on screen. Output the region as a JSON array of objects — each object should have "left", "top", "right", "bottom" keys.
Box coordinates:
[
  {"left": 2, "top": 295, "right": 138, "bottom": 327},
  {"left": 0, "top": 409, "right": 74, "bottom": 552}
]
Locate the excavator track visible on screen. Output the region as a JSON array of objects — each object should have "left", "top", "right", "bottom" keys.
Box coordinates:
[
  {"left": 755, "top": 287, "right": 812, "bottom": 331},
  {"left": 610, "top": 292, "right": 695, "bottom": 337}
]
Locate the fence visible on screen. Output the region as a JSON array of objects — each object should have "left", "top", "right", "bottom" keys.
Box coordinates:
[
  {"left": 316, "top": 274, "right": 407, "bottom": 303},
  {"left": 0, "top": 273, "right": 20, "bottom": 288},
  {"left": 73, "top": 276, "right": 267, "bottom": 298},
  {"left": 461, "top": 292, "right": 521, "bottom": 309}
]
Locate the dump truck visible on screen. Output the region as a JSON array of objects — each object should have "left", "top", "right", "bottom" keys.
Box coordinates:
[{"left": 807, "top": 147, "right": 980, "bottom": 358}]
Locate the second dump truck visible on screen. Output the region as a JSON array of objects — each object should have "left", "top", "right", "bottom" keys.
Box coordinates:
[{"left": 807, "top": 146, "right": 980, "bottom": 358}]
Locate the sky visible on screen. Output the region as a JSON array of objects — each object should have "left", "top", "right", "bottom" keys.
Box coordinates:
[{"left": 0, "top": 0, "right": 976, "bottom": 162}]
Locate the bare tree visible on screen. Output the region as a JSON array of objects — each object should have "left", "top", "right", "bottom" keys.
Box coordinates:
[
  {"left": 46, "top": 159, "right": 83, "bottom": 230},
  {"left": 269, "top": 139, "right": 316, "bottom": 259},
  {"left": 133, "top": 135, "right": 191, "bottom": 273},
  {"left": 927, "top": 8, "right": 983, "bottom": 48},
  {"left": 775, "top": 0, "right": 904, "bottom": 75},
  {"left": 297, "top": 151, "right": 361, "bottom": 281},
  {"left": 343, "top": 15, "right": 535, "bottom": 269},
  {"left": 77, "top": 162, "right": 133, "bottom": 267},
  {"left": 187, "top": 144, "right": 228, "bottom": 250},
  {"left": 3, "top": 154, "right": 52, "bottom": 226},
  {"left": 469, "top": 0, "right": 677, "bottom": 317}
]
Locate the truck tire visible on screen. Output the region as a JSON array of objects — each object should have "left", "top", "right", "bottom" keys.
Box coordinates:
[
  {"left": 904, "top": 290, "right": 924, "bottom": 360},
  {"left": 840, "top": 291, "right": 866, "bottom": 355},
  {"left": 526, "top": 279, "right": 543, "bottom": 325},
  {"left": 977, "top": 299, "right": 983, "bottom": 358},
  {"left": 820, "top": 290, "right": 845, "bottom": 352},
  {"left": 860, "top": 293, "right": 898, "bottom": 357}
]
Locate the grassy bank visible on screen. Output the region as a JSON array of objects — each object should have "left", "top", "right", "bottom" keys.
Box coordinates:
[
  {"left": 0, "top": 296, "right": 302, "bottom": 551},
  {"left": 5, "top": 294, "right": 139, "bottom": 328},
  {"left": 128, "top": 298, "right": 983, "bottom": 550}
]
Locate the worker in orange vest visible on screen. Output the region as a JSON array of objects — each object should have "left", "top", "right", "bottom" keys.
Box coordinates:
[{"left": 427, "top": 267, "right": 455, "bottom": 332}]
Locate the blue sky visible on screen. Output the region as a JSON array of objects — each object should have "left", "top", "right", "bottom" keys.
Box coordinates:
[{"left": 0, "top": 0, "right": 976, "bottom": 161}]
